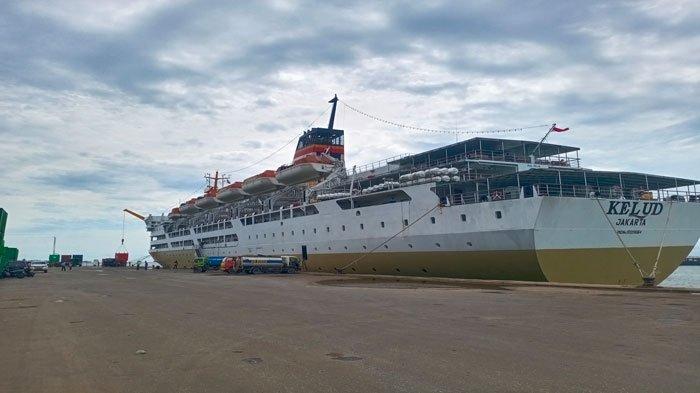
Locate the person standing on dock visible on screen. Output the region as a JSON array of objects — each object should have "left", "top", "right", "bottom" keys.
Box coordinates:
[
  {"left": 61, "top": 261, "right": 66, "bottom": 271},
  {"left": 136, "top": 261, "right": 140, "bottom": 270},
  {"left": 173, "top": 260, "right": 178, "bottom": 270},
  {"left": 144, "top": 261, "right": 148, "bottom": 271}
]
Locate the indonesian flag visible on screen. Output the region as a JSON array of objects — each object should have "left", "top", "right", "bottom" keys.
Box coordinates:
[{"left": 551, "top": 124, "right": 569, "bottom": 132}]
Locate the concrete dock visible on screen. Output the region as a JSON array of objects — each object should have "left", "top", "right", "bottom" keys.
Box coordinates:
[{"left": 1, "top": 269, "right": 698, "bottom": 392}]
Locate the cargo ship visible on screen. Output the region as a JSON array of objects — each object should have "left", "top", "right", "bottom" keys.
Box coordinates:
[{"left": 141, "top": 96, "right": 700, "bottom": 285}]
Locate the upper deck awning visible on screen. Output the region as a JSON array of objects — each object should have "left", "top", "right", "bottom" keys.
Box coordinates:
[
  {"left": 480, "top": 168, "right": 700, "bottom": 190},
  {"left": 389, "top": 137, "right": 580, "bottom": 168}
]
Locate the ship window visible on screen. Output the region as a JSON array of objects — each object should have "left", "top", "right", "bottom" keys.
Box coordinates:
[
  {"left": 380, "top": 221, "right": 385, "bottom": 228},
  {"left": 302, "top": 229, "right": 306, "bottom": 235},
  {"left": 461, "top": 214, "right": 467, "bottom": 222},
  {"left": 281, "top": 231, "right": 284, "bottom": 237},
  {"left": 430, "top": 217, "right": 436, "bottom": 224},
  {"left": 344, "top": 246, "right": 348, "bottom": 250},
  {"left": 256, "top": 234, "right": 258, "bottom": 239},
  {"left": 248, "top": 235, "right": 251, "bottom": 239},
  {"left": 403, "top": 219, "right": 408, "bottom": 226},
  {"left": 326, "top": 226, "right": 330, "bottom": 232},
  {"left": 306, "top": 205, "right": 319, "bottom": 215},
  {"left": 293, "top": 207, "right": 305, "bottom": 218},
  {"left": 271, "top": 211, "right": 280, "bottom": 221},
  {"left": 313, "top": 228, "right": 317, "bottom": 234},
  {"left": 360, "top": 223, "right": 364, "bottom": 230},
  {"left": 291, "top": 230, "right": 295, "bottom": 236},
  {"left": 435, "top": 243, "right": 441, "bottom": 247},
  {"left": 363, "top": 245, "right": 367, "bottom": 250},
  {"left": 337, "top": 190, "right": 412, "bottom": 209},
  {"left": 246, "top": 217, "right": 252, "bottom": 225},
  {"left": 328, "top": 246, "right": 331, "bottom": 250},
  {"left": 342, "top": 225, "right": 346, "bottom": 231},
  {"left": 356, "top": 211, "right": 361, "bottom": 216},
  {"left": 408, "top": 243, "right": 413, "bottom": 248},
  {"left": 272, "top": 233, "right": 275, "bottom": 237},
  {"left": 495, "top": 211, "right": 502, "bottom": 219},
  {"left": 467, "top": 241, "right": 473, "bottom": 247},
  {"left": 384, "top": 245, "right": 388, "bottom": 249},
  {"left": 282, "top": 210, "right": 291, "bottom": 219},
  {"left": 264, "top": 234, "right": 267, "bottom": 238},
  {"left": 280, "top": 221, "right": 283, "bottom": 226},
  {"left": 226, "top": 222, "right": 232, "bottom": 228}
]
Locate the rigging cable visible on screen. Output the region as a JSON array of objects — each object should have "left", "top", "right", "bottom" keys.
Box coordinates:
[
  {"left": 224, "top": 103, "right": 332, "bottom": 175},
  {"left": 340, "top": 99, "right": 550, "bottom": 135}
]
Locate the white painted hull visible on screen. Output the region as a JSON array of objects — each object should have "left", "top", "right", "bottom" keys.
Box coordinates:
[{"left": 149, "top": 184, "right": 700, "bottom": 285}]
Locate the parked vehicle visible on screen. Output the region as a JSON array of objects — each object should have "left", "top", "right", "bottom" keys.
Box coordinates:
[
  {"left": 192, "top": 256, "right": 223, "bottom": 272},
  {"left": 30, "top": 261, "right": 48, "bottom": 273},
  {"left": 3, "top": 260, "right": 34, "bottom": 278},
  {"left": 221, "top": 256, "right": 301, "bottom": 274}
]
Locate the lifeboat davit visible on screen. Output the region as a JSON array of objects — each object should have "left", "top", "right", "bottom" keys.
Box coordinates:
[
  {"left": 168, "top": 207, "right": 183, "bottom": 220},
  {"left": 276, "top": 155, "right": 335, "bottom": 185},
  {"left": 242, "top": 170, "right": 283, "bottom": 195},
  {"left": 179, "top": 198, "right": 200, "bottom": 215},
  {"left": 216, "top": 181, "right": 249, "bottom": 203}
]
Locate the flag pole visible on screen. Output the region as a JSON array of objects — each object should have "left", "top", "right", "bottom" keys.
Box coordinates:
[{"left": 530, "top": 123, "right": 556, "bottom": 163}]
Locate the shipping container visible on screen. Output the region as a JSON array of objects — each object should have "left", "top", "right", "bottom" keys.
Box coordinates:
[
  {"left": 207, "top": 256, "right": 225, "bottom": 268},
  {"left": 49, "top": 254, "right": 60, "bottom": 266},
  {"left": 102, "top": 258, "right": 117, "bottom": 267},
  {"left": 115, "top": 252, "right": 128, "bottom": 266},
  {"left": 61, "top": 254, "right": 71, "bottom": 263},
  {"left": 3, "top": 247, "right": 19, "bottom": 262},
  {"left": 71, "top": 254, "right": 83, "bottom": 266},
  {"left": 0, "top": 208, "right": 7, "bottom": 242}
]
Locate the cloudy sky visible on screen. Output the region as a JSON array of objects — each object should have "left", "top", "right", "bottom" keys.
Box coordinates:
[{"left": 1, "top": 0, "right": 699, "bottom": 260}]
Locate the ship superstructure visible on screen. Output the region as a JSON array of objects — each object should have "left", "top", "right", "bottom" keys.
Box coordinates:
[{"left": 144, "top": 96, "right": 700, "bottom": 286}]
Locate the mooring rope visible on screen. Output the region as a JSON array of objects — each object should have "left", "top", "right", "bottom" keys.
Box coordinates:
[
  {"left": 335, "top": 203, "right": 442, "bottom": 274},
  {"left": 650, "top": 201, "right": 674, "bottom": 279},
  {"left": 594, "top": 198, "right": 647, "bottom": 279},
  {"left": 340, "top": 99, "right": 550, "bottom": 136}
]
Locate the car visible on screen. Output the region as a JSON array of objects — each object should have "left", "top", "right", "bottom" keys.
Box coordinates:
[{"left": 30, "top": 261, "right": 49, "bottom": 273}]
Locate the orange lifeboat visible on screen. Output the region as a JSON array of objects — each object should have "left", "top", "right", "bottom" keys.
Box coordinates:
[
  {"left": 195, "top": 186, "right": 221, "bottom": 210},
  {"left": 179, "top": 198, "right": 200, "bottom": 215},
  {"left": 242, "top": 170, "right": 283, "bottom": 195},
  {"left": 276, "top": 154, "right": 335, "bottom": 185},
  {"left": 168, "top": 207, "right": 183, "bottom": 219},
  {"left": 216, "top": 181, "right": 249, "bottom": 203}
]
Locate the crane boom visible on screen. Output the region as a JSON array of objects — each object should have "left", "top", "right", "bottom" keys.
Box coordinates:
[{"left": 123, "top": 208, "right": 145, "bottom": 221}]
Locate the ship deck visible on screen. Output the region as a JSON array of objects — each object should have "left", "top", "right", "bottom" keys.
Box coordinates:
[{"left": 1, "top": 268, "right": 698, "bottom": 392}]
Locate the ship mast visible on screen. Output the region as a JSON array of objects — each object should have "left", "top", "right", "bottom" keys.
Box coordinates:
[{"left": 327, "top": 94, "right": 339, "bottom": 129}]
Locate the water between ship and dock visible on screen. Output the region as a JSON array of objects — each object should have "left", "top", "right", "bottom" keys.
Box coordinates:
[{"left": 662, "top": 265, "right": 700, "bottom": 288}]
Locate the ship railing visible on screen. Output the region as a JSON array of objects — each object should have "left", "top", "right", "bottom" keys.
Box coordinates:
[
  {"left": 444, "top": 184, "right": 700, "bottom": 206},
  {"left": 350, "top": 153, "right": 412, "bottom": 175}
]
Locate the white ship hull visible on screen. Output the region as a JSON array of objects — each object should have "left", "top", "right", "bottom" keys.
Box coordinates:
[{"left": 149, "top": 184, "right": 700, "bottom": 285}]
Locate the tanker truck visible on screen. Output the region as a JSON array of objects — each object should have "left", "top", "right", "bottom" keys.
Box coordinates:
[{"left": 221, "top": 256, "right": 301, "bottom": 274}]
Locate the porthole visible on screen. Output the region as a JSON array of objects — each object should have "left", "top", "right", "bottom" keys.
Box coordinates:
[
  {"left": 495, "top": 211, "right": 502, "bottom": 219},
  {"left": 280, "top": 222, "right": 283, "bottom": 226},
  {"left": 430, "top": 217, "right": 436, "bottom": 224},
  {"left": 467, "top": 241, "right": 473, "bottom": 247},
  {"left": 291, "top": 230, "right": 295, "bottom": 236},
  {"left": 380, "top": 221, "right": 385, "bottom": 228},
  {"left": 395, "top": 268, "right": 400, "bottom": 273},
  {"left": 461, "top": 214, "right": 467, "bottom": 222},
  {"left": 342, "top": 225, "right": 346, "bottom": 231},
  {"left": 326, "top": 227, "right": 330, "bottom": 232},
  {"left": 362, "top": 245, "right": 367, "bottom": 250},
  {"left": 372, "top": 267, "right": 377, "bottom": 272},
  {"left": 384, "top": 244, "right": 388, "bottom": 249},
  {"left": 356, "top": 211, "right": 361, "bottom": 216},
  {"left": 360, "top": 223, "right": 364, "bottom": 230},
  {"left": 313, "top": 228, "right": 317, "bottom": 234},
  {"left": 435, "top": 242, "right": 441, "bottom": 247},
  {"left": 408, "top": 243, "right": 413, "bottom": 248},
  {"left": 421, "top": 268, "right": 428, "bottom": 273},
  {"left": 314, "top": 247, "right": 318, "bottom": 251},
  {"left": 403, "top": 219, "right": 409, "bottom": 226},
  {"left": 302, "top": 229, "right": 305, "bottom": 235}
]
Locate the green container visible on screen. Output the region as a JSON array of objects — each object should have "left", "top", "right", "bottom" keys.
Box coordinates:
[
  {"left": 3, "top": 247, "right": 19, "bottom": 262},
  {"left": 49, "top": 254, "right": 60, "bottom": 266},
  {"left": 0, "top": 208, "right": 7, "bottom": 241}
]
